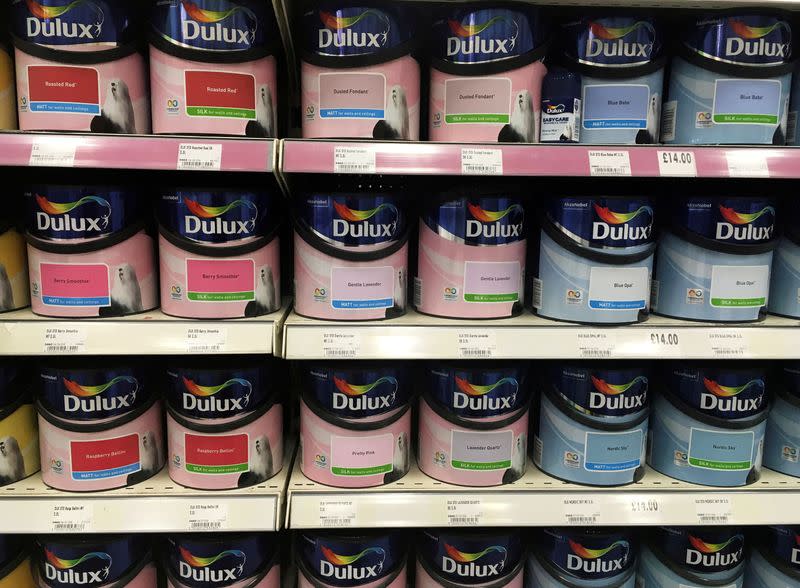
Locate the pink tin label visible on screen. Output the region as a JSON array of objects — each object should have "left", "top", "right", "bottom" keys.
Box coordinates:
[
  {"left": 319, "top": 73, "right": 386, "bottom": 119},
  {"left": 186, "top": 258, "right": 255, "bottom": 302},
  {"left": 330, "top": 265, "right": 394, "bottom": 310},
  {"left": 40, "top": 263, "right": 110, "bottom": 307},
  {"left": 70, "top": 433, "right": 140, "bottom": 481},
  {"left": 463, "top": 261, "right": 520, "bottom": 303},
  {"left": 331, "top": 433, "right": 394, "bottom": 477},
  {"left": 444, "top": 77, "right": 512, "bottom": 123}
]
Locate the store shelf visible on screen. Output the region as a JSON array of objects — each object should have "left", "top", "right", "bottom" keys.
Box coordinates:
[
  {"left": 0, "top": 301, "right": 290, "bottom": 356},
  {"left": 0, "top": 132, "right": 274, "bottom": 172},
  {"left": 287, "top": 456, "right": 800, "bottom": 529}
]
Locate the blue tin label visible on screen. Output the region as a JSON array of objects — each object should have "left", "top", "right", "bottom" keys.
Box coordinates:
[
  {"left": 166, "top": 533, "right": 276, "bottom": 587},
  {"left": 10, "top": 0, "right": 135, "bottom": 47},
  {"left": 538, "top": 528, "right": 635, "bottom": 581},
  {"left": 656, "top": 527, "right": 745, "bottom": 574},
  {"left": 151, "top": 0, "right": 270, "bottom": 52},
  {"left": 427, "top": 364, "right": 528, "bottom": 419},
  {"left": 683, "top": 15, "right": 793, "bottom": 67},
  {"left": 671, "top": 197, "right": 776, "bottom": 245},
  {"left": 432, "top": 7, "right": 544, "bottom": 64},
  {"left": 158, "top": 190, "right": 274, "bottom": 244},
  {"left": 424, "top": 196, "right": 525, "bottom": 246},
  {"left": 667, "top": 365, "right": 767, "bottom": 419},
  {"left": 303, "top": 364, "right": 408, "bottom": 419},
  {"left": 783, "top": 364, "right": 800, "bottom": 400},
  {"left": 561, "top": 16, "right": 661, "bottom": 67},
  {"left": 301, "top": 194, "right": 405, "bottom": 250},
  {"left": 420, "top": 530, "right": 521, "bottom": 585},
  {"left": 545, "top": 197, "right": 655, "bottom": 250},
  {"left": 166, "top": 364, "right": 271, "bottom": 420},
  {"left": 766, "top": 526, "right": 800, "bottom": 573},
  {"left": 298, "top": 532, "right": 405, "bottom": 588},
  {"left": 304, "top": 5, "right": 413, "bottom": 58},
  {"left": 585, "top": 429, "right": 644, "bottom": 471},
  {"left": 550, "top": 365, "right": 648, "bottom": 419}
]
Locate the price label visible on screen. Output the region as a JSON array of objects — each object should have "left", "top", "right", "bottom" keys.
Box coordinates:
[
  {"left": 588, "top": 150, "right": 631, "bottom": 176},
  {"left": 446, "top": 498, "right": 483, "bottom": 526},
  {"left": 51, "top": 504, "right": 93, "bottom": 532},
  {"left": 706, "top": 330, "right": 748, "bottom": 358},
  {"left": 178, "top": 143, "right": 222, "bottom": 171},
  {"left": 30, "top": 141, "right": 76, "bottom": 167},
  {"left": 649, "top": 332, "right": 681, "bottom": 355},
  {"left": 461, "top": 148, "right": 503, "bottom": 175},
  {"left": 456, "top": 331, "right": 496, "bottom": 358},
  {"left": 658, "top": 150, "right": 697, "bottom": 177},
  {"left": 334, "top": 146, "right": 376, "bottom": 174},
  {"left": 576, "top": 332, "right": 616, "bottom": 359},
  {"left": 319, "top": 500, "right": 356, "bottom": 527},
  {"left": 726, "top": 151, "right": 769, "bottom": 178},
  {"left": 322, "top": 332, "right": 361, "bottom": 358},
  {"left": 562, "top": 498, "right": 600, "bottom": 525},
  {"left": 43, "top": 327, "right": 86, "bottom": 354},
  {"left": 695, "top": 497, "right": 733, "bottom": 525},
  {"left": 186, "top": 327, "right": 227, "bottom": 353},
  {"left": 630, "top": 497, "right": 662, "bottom": 515},
  {"left": 187, "top": 502, "right": 228, "bottom": 531}
]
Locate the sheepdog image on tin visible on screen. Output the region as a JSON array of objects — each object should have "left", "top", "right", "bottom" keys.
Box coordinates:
[
  {"left": 91, "top": 79, "right": 136, "bottom": 134},
  {"left": 245, "top": 85, "right": 275, "bottom": 138},
  {"left": 383, "top": 432, "right": 409, "bottom": 484},
  {"left": 0, "top": 264, "right": 13, "bottom": 312},
  {"left": 99, "top": 264, "right": 143, "bottom": 317},
  {"left": 373, "top": 85, "right": 410, "bottom": 140},
  {"left": 498, "top": 90, "right": 535, "bottom": 143},
  {"left": 238, "top": 434, "right": 275, "bottom": 487},
  {"left": 126, "top": 430, "right": 162, "bottom": 486},
  {"left": 636, "top": 92, "right": 660, "bottom": 144},
  {"left": 502, "top": 432, "right": 527, "bottom": 484},
  {"left": 386, "top": 266, "right": 406, "bottom": 319},
  {"left": 244, "top": 264, "right": 277, "bottom": 317},
  {"left": 0, "top": 436, "right": 25, "bottom": 486}
]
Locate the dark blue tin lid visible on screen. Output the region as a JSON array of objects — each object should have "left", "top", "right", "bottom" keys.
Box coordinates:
[
  {"left": 654, "top": 527, "right": 745, "bottom": 575},
  {"left": 431, "top": 6, "right": 546, "bottom": 65},
  {"left": 298, "top": 531, "right": 406, "bottom": 588},
  {"left": 665, "top": 364, "right": 768, "bottom": 420},
  {"left": 423, "top": 195, "right": 525, "bottom": 246},
  {"left": 682, "top": 15, "right": 793, "bottom": 67},
  {"left": 419, "top": 529, "right": 522, "bottom": 585},
  {"left": 537, "top": 528, "right": 636, "bottom": 581},
  {"left": 427, "top": 363, "right": 529, "bottom": 420},
  {"left": 0, "top": 364, "right": 22, "bottom": 411},
  {"left": 0, "top": 535, "right": 23, "bottom": 574},
  {"left": 782, "top": 364, "right": 800, "bottom": 400},
  {"left": 542, "top": 67, "right": 582, "bottom": 99},
  {"left": 765, "top": 526, "right": 800, "bottom": 574},
  {"left": 166, "top": 533, "right": 277, "bottom": 587},
  {"left": 560, "top": 16, "right": 662, "bottom": 67},
  {"left": 670, "top": 197, "right": 777, "bottom": 247},
  {"left": 549, "top": 363, "right": 649, "bottom": 420}
]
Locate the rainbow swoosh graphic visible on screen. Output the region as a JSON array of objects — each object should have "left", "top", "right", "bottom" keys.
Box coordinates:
[
  {"left": 467, "top": 203, "right": 523, "bottom": 223},
  {"left": 447, "top": 16, "right": 511, "bottom": 38},
  {"left": 703, "top": 378, "right": 764, "bottom": 397},
  {"left": 718, "top": 205, "right": 775, "bottom": 225},
  {"left": 333, "top": 202, "right": 398, "bottom": 222},
  {"left": 728, "top": 18, "right": 791, "bottom": 40},
  {"left": 591, "top": 375, "right": 647, "bottom": 395},
  {"left": 36, "top": 194, "right": 112, "bottom": 227},
  {"left": 569, "top": 540, "right": 629, "bottom": 559},
  {"left": 45, "top": 549, "right": 112, "bottom": 571},
  {"left": 180, "top": 546, "right": 246, "bottom": 569},
  {"left": 444, "top": 544, "right": 507, "bottom": 564},
  {"left": 181, "top": 0, "right": 255, "bottom": 24},
  {"left": 321, "top": 546, "right": 385, "bottom": 566},
  {"left": 589, "top": 20, "right": 654, "bottom": 40},
  {"left": 333, "top": 376, "right": 398, "bottom": 396},
  {"left": 320, "top": 9, "right": 387, "bottom": 31},
  {"left": 455, "top": 376, "right": 518, "bottom": 397},
  {"left": 183, "top": 197, "right": 258, "bottom": 222},
  {"left": 63, "top": 376, "right": 138, "bottom": 398},
  {"left": 182, "top": 377, "right": 252, "bottom": 398},
  {"left": 25, "top": 0, "right": 103, "bottom": 25},
  {"left": 688, "top": 535, "right": 741, "bottom": 554},
  {"left": 593, "top": 204, "right": 653, "bottom": 225}
]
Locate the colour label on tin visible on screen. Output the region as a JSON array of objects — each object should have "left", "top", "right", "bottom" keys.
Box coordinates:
[
  {"left": 463, "top": 261, "right": 520, "bottom": 303},
  {"left": 710, "top": 265, "right": 769, "bottom": 308},
  {"left": 712, "top": 79, "right": 781, "bottom": 125},
  {"left": 27, "top": 65, "right": 100, "bottom": 115},
  {"left": 444, "top": 77, "right": 511, "bottom": 124},
  {"left": 40, "top": 263, "right": 110, "bottom": 307},
  {"left": 184, "top": 70, "right": 256, "bottom": 119},
  {"left": 687, "top": 428, "right": 754, "bottom": 471},
  {"left": 184, "top": 433, "right": 249, "bottom": 474},
  {"left": 319, "top": 73, "right": 386, "bottom": 119},
  {"left": 330, "top": 433, "right": 393, "bottom": 476},
  {"left": 584, "top": 429, "right": 644, "bottom": 472},
  {"left": 185, "top": 258, "right": 255, "bottom": 302},
  {"left": 588, "top": 266, "right": 648, "bottom": 310},
  {"left": 582, "top": 84, "right": 649, "bottom": 129},
  {"left": 330, "top": 266, "right": 394, "bottom": 309},
  {"left": 450, "top": 429, "right": 513, "bottom": 470},
  {"left": 70, "top": 433, "right": 140, "bottom": 480}
]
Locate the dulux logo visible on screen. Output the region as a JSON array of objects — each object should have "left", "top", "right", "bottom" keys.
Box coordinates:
[
  {"left": 591, "top": 203, "right": 653, "bottom": 241},
  {"left": 585, "top": 21, "right": 654, "bottom": 60},
  {"left": 35, "top": 194, "right": 111, "bottom": 234},
  {"left": 685, "top": 535, "right": 744, "bottom": 569},
  {"left": 179, "top": 546, "right": 246, "bottom": 583},
  {"left": 44, "top": 549, "right": 112, "bottom": 585},
  {"left": 24, "top": 0, "right": 104, "bottom": 41},
  {"left": 465, "top": 203, "right": 524, "bottom": 239},
  {"left": 332, "top": 375, "right": 398, "bottom": 412},
  {"left": 181, "top": 0, "right": 257, "bottom": 46},
  {"left": 182, "top": 376, "right": 252, "bottom": 413},
  {"left": 566, "top": 540, "right": 629, "bottom": 575},
  {"left": 588, "top": 375, "right": 647, "bottom": 411},
  {"left": 446, "top": 15, "right": 518, "bottom": 58},
  {"left": 442, "top": 544, "right": 507, "bottom": 578},
  {"left": 62, "top": 376, "right": 138, "bottom": 414},
  {"left": 319, "top": 545, "right": 386, "bottom": 581},
  {"left": 453, "top": 376, "right": 518, "bottom": 412},
  {"left": 700, "top": 378, "right": 764, "bottom": 413},
  {"left": 318, "top": 10, "right": 388, "bottom": 50},
  {"left": 546, "top": 104, "right": 567, "bottom": 115},
  {"left": 715, "top": 204, "right": 775, "bottom": 241},
  {"left": 182, "top": 197, "right": 258, "bottom": 236},
  {"left": 331, "top": 202, "right": 398, "bottom": 240},
  {"left": 724, "top": 19, "right": 791, "bottom": 60}
]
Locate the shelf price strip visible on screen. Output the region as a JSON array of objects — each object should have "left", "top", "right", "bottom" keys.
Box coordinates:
[{"left": 657, "top": 151, "right": 697, "bottom": 177}]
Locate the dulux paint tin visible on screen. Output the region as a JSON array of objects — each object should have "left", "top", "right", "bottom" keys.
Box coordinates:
[
  {"left": 297, "top": 531, "right": 408, "bottom": 588},
  {"left": 149, "top": 0, "right": 278, "bottom": 137},
  {"left": 534, "top": 363, "right": 649, "bottom": 486},
  {"left": 164, "top": 533, "right": 280, "bottom": 588},
  {"left": 0, "top": 221, "right": 30, "bottom": 313},
  {"left": 745, "top": 526, "right": 800, "bottom": 588},
  {"left": 417, "top": 529, "right": 523, "bottom": 588},
  {"left": 648, "top": 363, "right": 768, "bottom": 487},
  {"left": 429, "top": 5, "right": 549, "bottom": 144},
  {"left": 158, "top": 188, "right": 281, "bottom": 319},
  {"left": 0, "top": 362, "right": 39, "bottom": 488},
  {"left": 556, "top": 15, "right": 664, "bottom": 145},
  {"left": 531, "top": 196, "right": 655, "bottom": 325},
  {"left": 0, "top": 536, "right": 34, "bottom": 588},
  {"left": 764, "top": 363, "right": 800, "bottom": 477},
  {"left": 293, "top": 186, "right": 409, "bottom": 321},
  {"left": 11, "top": 0, "right": 150, "bottom": 133},
  {"left": 525, "top": 528, "right": 637, "bottom": 588},
  {"left": 416, "top": 190, "right": 525, "bottom": 320},
  {"left": 653, "top": 195, "right": 777, "bottom": 323},
  {"left": 0, "top": 44, "right": 17, "bottom": 130},
  {"left": 301, "top": 2, "right": 420, "bottom": 140},
  {"left": 24, "top": 185, "right": 157, "bottom": 319},
  {"left": 637, "top": 527, "right": 746, "bottom": 588},
  {"left": 768, "top": 221, "right": 800, "bottom": 318},
  {"left": 663, "top": 14, "right": 795, "bottom": 145}
]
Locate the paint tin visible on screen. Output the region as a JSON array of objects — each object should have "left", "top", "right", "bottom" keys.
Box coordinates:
[
  {"left": 0, "top": 536, "right": 33, "bottom": 588},
  {"left": 417, "top": 189, "right": 525, "bottom": 319},
  {"left": 0, "top": 362, "right": 39, "bottom": 488},
  {"left": 648, "top": 363, "right": 768, "bottom": 487},
  {"left": 149, "top": 0, "right": 278, "bottom": 137},
  {"left": 540, "top": 67, "right": 581, "bottom": 143},
  {"left": 0, "top": 222, "right": 30, "bottom": 313},
  {"left": 526, "top": 528, "right": 637, "bottom": 588},
  {"left": 301, "top": 2, "right": 420, "bottom": 140},
  {"left": 531, "top": 196, "right": 655, "bottom": 324},
  {"left": 764, "top": 363, "right": 800, "bottom": 477},
  {"left": 745, "top": 526, "right": 800, "bottom": 588},
  {"left": 653, "top": 195, "right": 777, "bottom": 323},
  {"left": 769, "top": 220, "right": 800, "bottom": 318},
  {"left": 534, "top": 363, "right": 649, "bottom": 486},
  {"left": 429, "top": 5, "right": 549, "bottom": 143},
  {"left": 417, "top": 529, "right": 523, "bottom": 588},
  {"left": 293, "top": 184, "right": 409, "bottom": 321},
  {"left": 0, "top": 44, "right": 16, "bottom": 130},
  {"left": 663, "top": 14, "right": 795, "bottom": 145}
]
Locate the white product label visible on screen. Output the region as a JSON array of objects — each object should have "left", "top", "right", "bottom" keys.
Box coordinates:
[
  {"left": 562, "top": 498, "right": 600, "bottom": 525},
  {"left": 576, "top": 331, "right": 616, "bottom": 359},
  {"left": 185, "top": 327, "right": 227, "bottom": 353},
  {"left": 456, "top": 331, "right": 497, "bottom": 359},
  {"left": 463, "top": 261, "right": 520, "bottom": 303},
  {"left": 450, "top": 430, "right": 513, "bottom": 471},
  {"left": 661, "top": 100, "right": 677, "bottom": 141},
  {"left": 588, "top": 150, "right": 631, "bottom": 176},
  {"left": 710, "top": 265, "right": 769, "bottom": 308},
  {"left": 319, "top": 500, "right": 357, "bottom": 528},
  {"left": 588, "top": 266, "right": 648, "bottom": 311},
  {"left": 726, "top": 151, "right": 770, "bottom": 177},
  {"left": 461, "top": 148, "right": 503, "bottom": 175},
  {"left": 43, "top": 327, "right": 86, "bottom": 354},
  {"left": 707, "top": 330, "right": 748, "bottom": 358},
  {"left": 694, "top": 497, "right": 733, "bottom": 525},
  {"left": 51, "top": 504, "right": 93, "bottom": 532},
  {"left": 712, "top": 79, "right": 781, "bottom": 125},
  {"left": 178, "top": 143, "right": 222, "bottom": 171},
  {"left": 330, "top": 266, "right": 394, "bottom": 310},
  {"left": 187, "top": 502, "right": 228, "bottom": 531},
  {"left": 322, "top": 332, "right": 361, "bottom": 359},
  {"left": 334, "top": 146, "right": 376, "bottom": 174},
  {"left": 330, "top": 433, "right": 394, "bottom": 477},
  {"left": 658, "top": 150, "right": 697, "bottom": 176},
  {"left": 30, "top": 141, "right": 76, "bottom": 167},
  {"left": 446, "top": 498, "right": 483, "bottom": 526}
]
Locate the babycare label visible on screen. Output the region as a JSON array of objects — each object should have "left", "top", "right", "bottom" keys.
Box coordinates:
[
  {"left": 710, "top": 265, "right": 770, "bottom": 308},
  {"left": 588, "top": 266, "right": 648, "bottom": 310},
  {"left": 712, "top": 79, "right": 781, "bottom": 125},
  {"left": 319, "top": 72, "right": 386, "bottom": 119},
  {"left": 583, "top": 84, "right": 649, "bottom": 129},
  {"left": 330, "top": 433, "right": 394, "bottom": 476},
  {"left": 584, "top": 429, "right": 644, "bottom": 472},
  {"left": 444, "top": 77, "right": 512, "bottom": 124},
  {"left": 184, "top": 71, "right": 256, "bottom": 119},
  {"left": 185, "top": 258, "right": 255, "bottom": 302},
  {"left": 687, "top": 428, "right": 755, "bottom": 471},
  {"left": 541, "top": 97, "right": 581, "bottom": 142},
  {"left": 330, "top": 265, "right": 394, "bottom": 309},
  {"left": 27, "top": 65, "right": 100, "bottom": 114},
  {"left": 450, "top": 429, "right": 513, "bottom": 470},
  {"left": 70, "top": 433, "right": 140, "bottom": 480},
  {"left": 40, "top": 263, "right": 110, "bottom": 307},
  {"left": 463, "top": 261, "right": 520, "bottom": 303},
  {"left": 184, "top": 433, "right": 249, "bottom": 474}
]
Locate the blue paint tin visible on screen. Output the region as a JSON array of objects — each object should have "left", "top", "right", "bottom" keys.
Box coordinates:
[
  {"left": 745, "top": 526, "right": 800, "bottom": 588},
  {"left": 764, "top": 363, "right": 800, "bottom": 477},
  {"left": 768, "top": 221, "right": 800, "bottom": 318}
]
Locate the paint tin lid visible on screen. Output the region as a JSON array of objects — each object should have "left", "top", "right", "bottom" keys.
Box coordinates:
[
  {"left": 559, "top": 15, "right": 662, "bottom": 70},
  {"left": 422, "top": 193, "right": 526, "bottom": 248},
  {"left": 535, "top": 528, "right": 637, "bottom": 581},
  {"left": 652, "top": 527, "right": 745, "bottom": 576},
  {"left": 542, "top": 66, "right": 582, "bottom": 98},
  {"left": 0, "top": 363, "right": 24, "bottom": 412},
  {"left": 782, "top": 364, "right": 800, "bottom": 401},
  {"left": 764, "top": 526, "right": 800, "bottom": 575},
  {"left": 0, "top": 536, "right": 24, "bottom": 578}
]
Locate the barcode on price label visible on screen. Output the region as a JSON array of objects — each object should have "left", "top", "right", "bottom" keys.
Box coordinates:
[
  {"left": 186, "top": 327, "right": 227, "bottom": 353},
  {"left": 319, "top": 500, "right": 356, "bottom": 527},
  {"left": 187, "top": 503, "right": 228, "bottom": 531},
  {"left": 695, "top": 497, "right": 732, "bottom": 525},
  {"left": 456, "top": 331, "right": 496, "bottom": 358},
  {"left": 178, "top": 143, "right": 222, "bottom": 171},
  {"left": 334, "top": 146, "right": 376, "bottom": 174},
  {"left": 51, "top": 504, "right": 93, "bottom": 532},
  {"left": 29, "top": 141, "right": 77, "bottom": 167},
  {"left": 706, "top": 331, "right": 748, "bottom": 358},
  {"left": 461, "top": 148, "right": 503, "bottom": 175},
  {"left": 588, "top": 151, "right": 631, "bottom": 176},
  {"left": 322, "top": 332, "right": 361, "bottom": 358},
  {"left": 447, "top": 498, "right": 482, "bottom": 526},
  {"left": 43, "top": 327, "right": 86, "bottom": 354}
]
